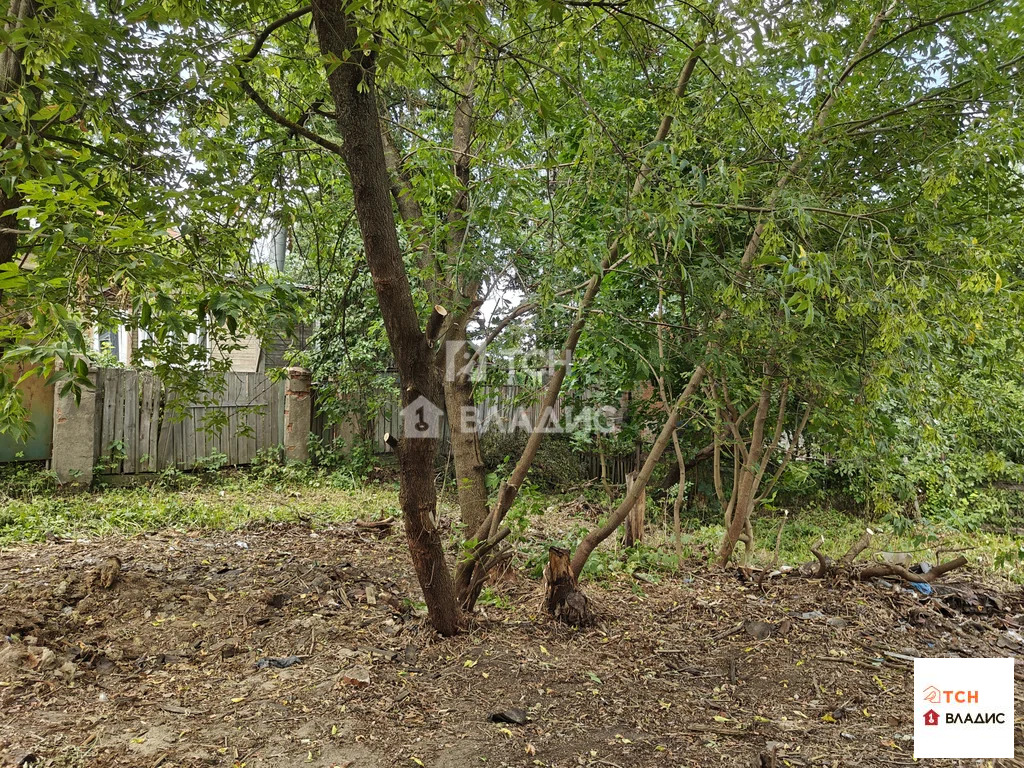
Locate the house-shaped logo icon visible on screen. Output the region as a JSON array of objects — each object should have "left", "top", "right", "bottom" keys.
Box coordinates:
[
  {"left": 923, "top": 709, "right": 940, "bottom": 726},
  {"left": 401, "top": 395, "right": 444, "bottom": 439},
  {"left": 922, "top": 685, "right": 941, "bottom": 703}
]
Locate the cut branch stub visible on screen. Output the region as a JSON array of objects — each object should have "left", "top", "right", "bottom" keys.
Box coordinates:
[
  {"left": 839, "top": 529, "right": 874, "bottom": 567},
  {"left": 425, "top": 304, "right": 448, "bottom": 346},
  {"left": 543, "top": 547, "right": 590, "bottom": 626},
  {"left": 809, "top": 546, "right": 833, "bottom": 579}
]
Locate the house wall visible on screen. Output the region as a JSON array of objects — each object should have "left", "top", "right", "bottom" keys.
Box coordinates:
[
  {"left": 211, "top": 334, "right": 263, "bottom": 373},
  {"left": 0, "top": 365, "right": 55, "bottom": 462},
  {"left": 92, "top": 314, "right": 311, "bottom": 375},
  {"left": 264, "top": 321, "right": 316, "bottom": 370}
]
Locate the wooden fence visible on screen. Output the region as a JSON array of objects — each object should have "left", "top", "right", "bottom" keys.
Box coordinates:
[
  {"left": 94, "top": 369, "right": 284, "bottom": 474},
  {"left": 581, "top": 451, "right": 638, "bottom": 485},
  {"left": 313, "top": 379, "right": 637, "bottom": 483},
  {"left": 21, "top": 366, "right": 634, "bottom": 481}
]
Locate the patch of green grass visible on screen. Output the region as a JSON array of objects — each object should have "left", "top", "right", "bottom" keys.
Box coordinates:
[
  {"left": 0, "top": 469, "right": 400, "bottom": 546},
  {"left": 751, "top": 507, "right": 873, "bottom": 565},
  {"left": 751, "top": 507, "right": 1023, "bottom": 580},
  {"left": 0, "top": 461, "right": 57, "bottom": 497},
  {"left": 578, "top": 543, "right": 679, "bottom": 581},
  {"left": 476, "top": 586, "right": 513, "bottom": 609},
  {"left": 3, "top": 461, "right": 1021, "bottom": 586},
  {"left": 513, "top": 495, "right": 1024, "bottom": 585}
]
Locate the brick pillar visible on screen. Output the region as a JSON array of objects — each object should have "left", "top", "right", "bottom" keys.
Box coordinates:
[
  {"left": 283, "top": 367, "right": 312, "bottom": 463},
  {"left": 52, "top": 377, "right": 98, "bottom": 489}
]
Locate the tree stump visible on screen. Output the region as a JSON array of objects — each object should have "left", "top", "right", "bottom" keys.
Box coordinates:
[
  {"left": 623, "top": 471, "right": 646, "bottom": 548},
  {"left": 542, "top": 547, "right": 590, "bottom": 625}
]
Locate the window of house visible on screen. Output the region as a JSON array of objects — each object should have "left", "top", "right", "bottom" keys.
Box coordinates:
[
  {"left": 94, "top": 326, "right": 131, "bottom": 365},
  {"left": 137, "top": 326, "right": 210, "bottom": 369}
]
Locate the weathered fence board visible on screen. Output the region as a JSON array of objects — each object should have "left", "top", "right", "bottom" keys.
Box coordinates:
[
  {"left": 100, "top": 369, "right": 119, "bottom": 470},
  {"left": 138, "top": 374, "right": 155, "bottom": 472},
  {"left": 123, "top": 369, "right": 139, "bottom": 473},
  {"left": 94, "top": 369, "right": 285, "bottom": 474}
]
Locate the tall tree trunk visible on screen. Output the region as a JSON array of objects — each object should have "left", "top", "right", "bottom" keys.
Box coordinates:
[
  {"left": 671, "top": 432, "right": 685, "bottom": 566},
  {"left": 443, "top": 317, "right": 489, "bottom": 533},
  {"left": 0, "top": 0, "right": 34, "bottom": 274},
  {"left": 622, "top": 471, "right": 646, "bottom": 547},
  {"left": 438, "top": 48, "right": 489, "bottom": 534},
  {"left": 717, "top": 383, "right": 770, "bottom": 565},
  {"left": 311, "top": 0, "right": 461, "bottom": 636},
  {"left": 382, "top": 33, "right": 488, "bottom": 537},
  {"left": 453, "top": 268, "right": 606, "bottom": 605},
  {"left": 452, "top": 38, "right": 709, "bottom": 612},
  {"left": 0, "top": 184, "right": 20, "bottom": 271}
]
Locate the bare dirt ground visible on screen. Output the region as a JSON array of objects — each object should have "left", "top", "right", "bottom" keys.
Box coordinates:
[{"left": 1, "top": 514, "right": 1022, "bottom": 768}]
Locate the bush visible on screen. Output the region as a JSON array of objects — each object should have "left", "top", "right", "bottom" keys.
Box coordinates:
[
  {"left": 0, "top": 461, "right": 57, "bottom": 499},
  {"left": 308, "top": 434, "right": 375, "bottom": 478},
  {"left": 479, "top": 428, "right": 585, "bottom": 489}
]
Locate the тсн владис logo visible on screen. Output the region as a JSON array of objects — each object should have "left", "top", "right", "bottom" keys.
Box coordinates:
[{"left": 913, "top": 658, "right": 1014, "bottom": 758}]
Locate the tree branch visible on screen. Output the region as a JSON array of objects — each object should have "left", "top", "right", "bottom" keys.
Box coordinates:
[
  {"left": 241, "top": 5, "right": 312, "bottom": 64},
  {"left": 753, "top": 379, "right": 789, "bottom": 490},
  {"left": 237, "top": 6, "right": 343, "bottom": 156},
  {"left": 570, "top": 365, "right": 707, "bottom": 577},
  {"left": 240, "top": 79, "right": 345, "bottom": 156},
  {"left": 849, "top": 0, "right": 999, "bottom": 77}
]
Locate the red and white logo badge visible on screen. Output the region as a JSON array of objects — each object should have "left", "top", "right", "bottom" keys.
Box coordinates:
[{"left": 914, "top": 658, "right": 1014, "bottom": 759}]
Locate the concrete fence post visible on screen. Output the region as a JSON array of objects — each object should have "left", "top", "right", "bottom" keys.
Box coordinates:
[
  {"left": 52, "top": 377, "right": 98, "bottom": 489},
  {"left": 283, "top": 367, "right": 312, "bottom": 463}
]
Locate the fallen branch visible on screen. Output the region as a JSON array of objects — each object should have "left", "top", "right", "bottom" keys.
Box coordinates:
[
  {"left": 355, "top": 517, "right": 395, "bottom": 530},
  {"left": 858, "top": 556, "right": 969, "bottom": 583},
  {"left": 797, "top": 529, "right": 969, "bottom": 584}
]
